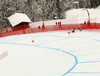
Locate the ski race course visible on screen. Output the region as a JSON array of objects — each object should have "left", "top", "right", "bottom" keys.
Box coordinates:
[
  {"left": 0, "top": 8, "right": 100, "bottom": 76},
  {"left": 0, "top": 30, "right": 100, "bottom": 76}
]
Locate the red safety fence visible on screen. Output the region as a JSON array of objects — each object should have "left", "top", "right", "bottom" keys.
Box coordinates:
[{"left": 0, "top": 23, "right": 100, "bottom": 38}]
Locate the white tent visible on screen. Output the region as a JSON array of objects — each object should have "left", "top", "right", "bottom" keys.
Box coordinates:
[{"left": 8, "top": 13, "right": 32, "bottom": 27}]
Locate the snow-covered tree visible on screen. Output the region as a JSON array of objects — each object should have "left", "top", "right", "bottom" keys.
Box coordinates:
[{"left": 0, "top": 0, "right": 100, "bottom": 28}]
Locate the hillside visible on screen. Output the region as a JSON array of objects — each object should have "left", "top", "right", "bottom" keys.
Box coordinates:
[{"left": 0, "top": 0, "right": 100, "bottom": 28}]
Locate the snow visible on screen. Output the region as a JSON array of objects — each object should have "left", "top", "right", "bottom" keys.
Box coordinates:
[
  {"left": 65, "top": 8, "right": 100, "bottom": 23},
  {"left": 0, "top": 8, "right": 100, "bottom": 76},
  {"left": 0, "top": 31, "right": 100, "bottom": 76},
  {"left": 30, "top": 7, "right": 100, "bottom": 28},
  {"left": 8, "top": 13, "right": 31, "bottom": 27}
]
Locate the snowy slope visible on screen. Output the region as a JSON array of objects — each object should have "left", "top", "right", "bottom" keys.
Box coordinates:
[
  {"left": 0, "top": 31, "right": 100, "bottom": 76},
  {"left": 66, "top": 8, "right": 100, "bottom": 23},
  {"left": 30, "top": 7, "right": 100, "bottom": 28},
  {"left": 0, "top": 8, "right": 100, "bottom": 76}
]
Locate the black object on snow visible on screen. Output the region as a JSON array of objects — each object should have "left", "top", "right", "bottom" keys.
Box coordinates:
[{"left": 72, "top": 28, "right": 75, "bottom": 33}]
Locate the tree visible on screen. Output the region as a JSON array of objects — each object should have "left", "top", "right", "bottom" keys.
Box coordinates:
[{"left": 90, "top": 0, "right": 100, "bottom": 8}]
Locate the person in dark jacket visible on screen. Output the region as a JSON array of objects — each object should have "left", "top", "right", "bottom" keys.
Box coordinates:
[{"left": 72, "top": 28, "right": 75, "bottom": 33}]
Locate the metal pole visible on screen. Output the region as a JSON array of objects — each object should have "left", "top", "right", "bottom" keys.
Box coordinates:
[{"left": 82, "top": 8, "right": 90, "bottom": 22}]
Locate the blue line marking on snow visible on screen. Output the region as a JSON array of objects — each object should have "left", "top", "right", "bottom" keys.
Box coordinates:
[
  {"left": 1, "top": 34, "right": 100, "bottom": 75},
  {"left": 35, "top": 45, "right": 78, "bottom": 76},
  {"left": 91, "top": 39, "right": 100, "bottom": 42},
  {"left": 70, "top": 72, "right": 100, "bottom": 74},
  {"left": 0, "top": 41, "right": 78, "bottom": 76},
  {"left": 78, "top": 60, "right": 100, "bottom": 64}
]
